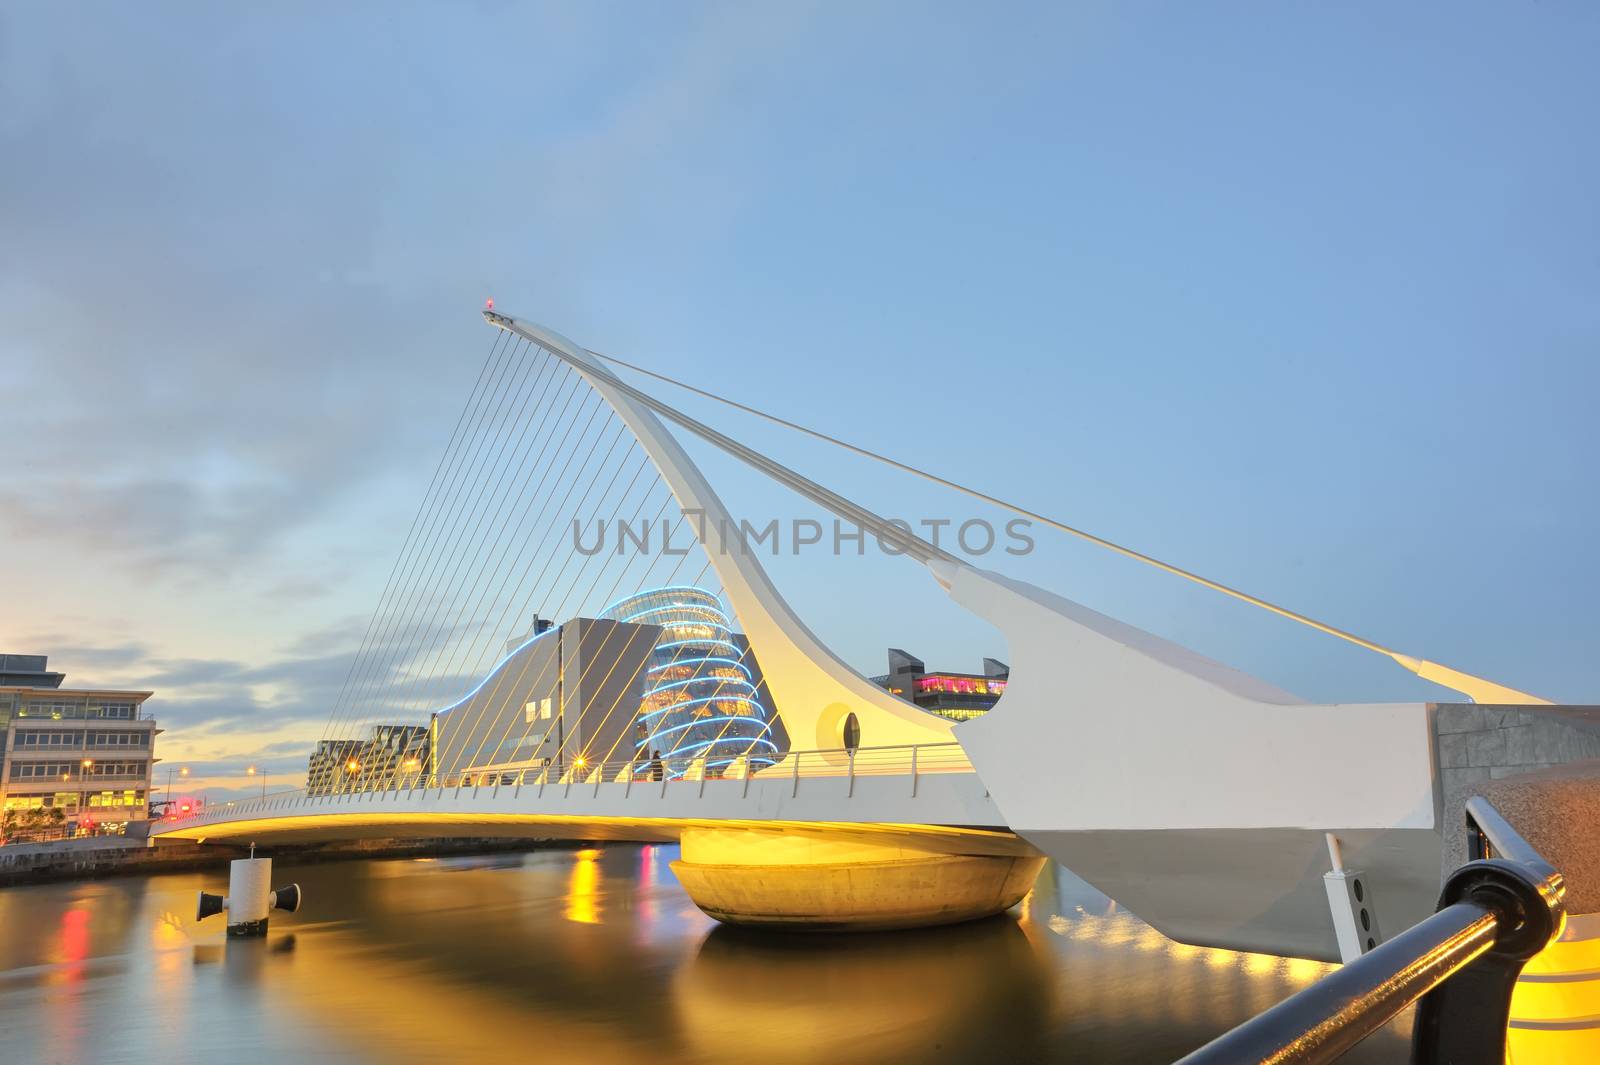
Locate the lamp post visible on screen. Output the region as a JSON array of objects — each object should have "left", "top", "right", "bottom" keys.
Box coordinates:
[
  {"left": 165, "top": 764, "right": 189, "bottom": 806},
  {"left": 246, "top": 765, "right": 266, "bottom": 799}
]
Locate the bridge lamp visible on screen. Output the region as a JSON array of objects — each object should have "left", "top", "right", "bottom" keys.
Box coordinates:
[
  {"left": 81, "top": 759, "right": 94, "bottom": 769},
  {"left": 346, "top": 760, "right": 360, "bottom": 773}
]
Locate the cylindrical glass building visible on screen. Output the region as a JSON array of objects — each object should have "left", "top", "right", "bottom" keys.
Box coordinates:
[{"left": 603, "top": 586, "right": 778, "bottom": 779}]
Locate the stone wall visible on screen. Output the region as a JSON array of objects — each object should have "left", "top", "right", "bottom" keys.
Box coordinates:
[{"left": 1434, "top": 703, "right": 1600, "bottom": 881}]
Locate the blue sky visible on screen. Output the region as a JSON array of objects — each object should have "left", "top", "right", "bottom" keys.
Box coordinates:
[{"left": 2, "top": 3, "right": 1596, "bottom": 796}]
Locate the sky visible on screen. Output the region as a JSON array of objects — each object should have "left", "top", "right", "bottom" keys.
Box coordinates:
[{"left": 2, "top": 3, "right": 1597, "bottom": 801}]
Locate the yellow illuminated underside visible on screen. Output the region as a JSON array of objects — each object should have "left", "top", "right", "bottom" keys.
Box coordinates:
[{"left": 151, "top": 811, "right": 1034, "bottom": 856}]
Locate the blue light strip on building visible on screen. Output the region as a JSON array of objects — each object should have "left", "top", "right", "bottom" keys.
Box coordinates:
[
  {"left": 646, "top": 655, "right": 753, "bottom": 679},
  {"left": 604, "top": 585, "right": 778, "bottom": 777},
  {"left": 618, "top": 608, "right": 732, "bottom": 631},
  {"left": 653, "top": 638, "right": 743, "bottom": 656},
  {"left": 637, "top": 695, "right": 762, "bottom": 722},
  {"left": 642, "top": 676, "right": 759, "bottom": 698},
  {"left": 634, "top": 716, "right": 772, "bottom": 745},
  {"left": 639, "top": 734, "right": 779, "bottom": 758},
  {"left": 428, "top": 626, "right": 556, "bottom": 720}
]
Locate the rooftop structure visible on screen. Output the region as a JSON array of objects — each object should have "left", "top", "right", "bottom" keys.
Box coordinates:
[{"left": 872, "top": 648, "right": 1009, "bottom": 722}]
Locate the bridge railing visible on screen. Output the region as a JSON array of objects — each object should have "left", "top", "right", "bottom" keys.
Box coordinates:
[
  {"left": 1176, "top": 795, "right": 1566, "bottom": 1065},
  {"left": 159, "top": 742, "right": 974, "bottom": 826}
]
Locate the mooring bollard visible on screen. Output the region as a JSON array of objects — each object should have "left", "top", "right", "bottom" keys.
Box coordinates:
[{"left": 196, "top": 844, "right": 302, "bottom": 937}]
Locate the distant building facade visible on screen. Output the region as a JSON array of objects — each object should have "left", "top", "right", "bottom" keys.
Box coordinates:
[
  {"left": 312, "top": 587, "right": 786, "bottom": 789},
  {"left": 871, "top": 648, "right": 1009, "bottom": 722},
  {"left": 432, "top": 615, "right": 665, "bottom": 783},
  {"left": 307, "top": 725, "right": 429, "bottom": 794},
  {"left": 0, "top": 653, "right": 160, "bottom": 834}
]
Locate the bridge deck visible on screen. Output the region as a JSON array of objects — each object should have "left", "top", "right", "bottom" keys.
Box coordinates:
[{"left": 152, "top": 746, "right": 1030, "bottom": 856}]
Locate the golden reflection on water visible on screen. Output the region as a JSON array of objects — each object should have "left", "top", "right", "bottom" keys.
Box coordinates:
[
  {"left": 0, "top": 846, "right": 1412, "bottom": 1064},
  {"left": 566, "top": 847, "right": 602, "bottom": 924}
]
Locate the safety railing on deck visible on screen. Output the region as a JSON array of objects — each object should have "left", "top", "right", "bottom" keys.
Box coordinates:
[
  {"left": 1178, "top": 795, "right": 1566, "bottom": 1065},
  {"left": 160, "top": 742, "right": 974, "bottom": 826}
]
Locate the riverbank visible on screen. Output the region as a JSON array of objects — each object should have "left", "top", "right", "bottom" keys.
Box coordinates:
[{"left": 0, "top": 835, "right": 566, "bottom": 888}]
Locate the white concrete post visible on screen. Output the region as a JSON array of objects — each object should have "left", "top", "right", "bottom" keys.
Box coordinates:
[{"left": 1322, "top": 832, "right": 1382, "bottom": 963}]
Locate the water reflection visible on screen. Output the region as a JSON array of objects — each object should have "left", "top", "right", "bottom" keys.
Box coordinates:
[
  {"left": 679, "top": 919, "right": 1055, "bottom": 1064},
  {"left": 0, "top": 845, "right": 1410, "bottom": 1064}
]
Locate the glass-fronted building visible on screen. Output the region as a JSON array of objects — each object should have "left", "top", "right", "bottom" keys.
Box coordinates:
[
  {"left": 0, "top": 653, "right": 160, "bottom": 837},
  {"left": 603, "top": 587, "right": 779, "bottom": 780}
]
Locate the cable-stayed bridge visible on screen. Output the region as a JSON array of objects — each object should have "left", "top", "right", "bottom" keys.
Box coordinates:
[{"left": 155, "top": 308, "right": 1589, "bottom": 962}]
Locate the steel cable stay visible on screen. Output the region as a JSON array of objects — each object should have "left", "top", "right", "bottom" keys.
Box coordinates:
[
  {"left": 424, "top": 447, "right": 656, "bottom": 774},
  {"left": 320, "top": 329, "right": 515, "bottom": 745},
  {"left": 397, "top": 436, "right": 651, "bottom": 777},
  {"left": 315, "top": 328, "right": 507, "bottom": 744},
  {"left": 331, "top": 347, "right": 592, "bottom": 751},
  {"left": 462, "top": 513, "right": 697, "bottom": 785},
  {"left": 574, "top": 342, "right": 1549, "bottom": 706},
  {"left": 328, "top": 335, "right": 535, "bottom": 746},
  {"left": 384, "top": 349, "right": 568, "bottom": 725},
  {"left": 441, "top": 458, "right": 671, "bottom": 779},
  {"left": 403, "top": 367, "right": 597, "bottom": 721},
  {"left": 337, "top": 336, "right": 549, "bottom": 742}
]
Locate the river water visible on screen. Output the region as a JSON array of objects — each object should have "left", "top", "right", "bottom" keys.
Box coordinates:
[{"left": 0, "top": 845, "right": 1410, "bottom": 1063}]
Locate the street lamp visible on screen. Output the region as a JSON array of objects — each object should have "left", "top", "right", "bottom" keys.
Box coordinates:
[
  {"left": 164, "top": 764, "right": 189, "bottom": 806},
  {"left": 246, "top": 765, "right": 266, "bottom": 799}
]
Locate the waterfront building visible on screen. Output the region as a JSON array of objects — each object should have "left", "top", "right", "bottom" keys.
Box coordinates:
[
  {"left": 870, "top": 648, "right": 1009, "bottom": 722},
  {"left": 0, "top": 653, "right": 160, "bottom": 834},
  {"left": 602, "top": 587, "right": 780, "bottom": 780},
  {"left": 306, "top": 738, "right": 362, "bottom": 795},
  {"left": 308, "top": 725, "right": 430, "bottom": 794}
]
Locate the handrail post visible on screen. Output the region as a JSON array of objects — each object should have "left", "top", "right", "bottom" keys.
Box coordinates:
[{"left": 1410, "top": 802, "right": 1567, "bottom": 1065}]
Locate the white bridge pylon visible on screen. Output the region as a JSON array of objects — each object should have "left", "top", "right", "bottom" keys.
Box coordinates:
[{"left": 482, "top": 311, "right": 958, "bottom": 757}]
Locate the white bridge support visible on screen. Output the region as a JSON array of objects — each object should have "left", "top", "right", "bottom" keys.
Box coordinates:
[{"left": 938, "top": 559, "right": 1441, "bottom": 960}]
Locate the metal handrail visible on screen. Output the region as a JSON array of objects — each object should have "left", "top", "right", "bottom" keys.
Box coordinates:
[
  {"left": 158, "top": 741, "right": 973, "bottom": 826},
  {"left": 1178, "top": 797, "right": 1566, "bottom": 1065}
]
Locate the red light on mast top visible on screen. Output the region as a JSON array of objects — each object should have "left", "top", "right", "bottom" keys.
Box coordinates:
[{"left": 485, "top": 297, "right": 494, "bottom": 310}]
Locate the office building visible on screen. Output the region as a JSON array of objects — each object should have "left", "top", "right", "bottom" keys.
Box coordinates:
[
  {"left": 871, "top": 647, "right": 1009, "bottom": 722},
  {"left": 307, "top": 724, "right": 430, "bottom": 794},
  {"left": 0, "top": 653, "right": 160, "bottom": 835}
]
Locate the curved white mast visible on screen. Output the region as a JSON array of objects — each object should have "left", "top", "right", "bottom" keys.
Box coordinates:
[{"left": 483, "top": 310, "right": 957, "bottom": 754}]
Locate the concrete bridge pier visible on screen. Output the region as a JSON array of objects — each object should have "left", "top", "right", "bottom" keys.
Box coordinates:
[{"left": 671, "top": 825, "right": 1047, "bottom": 931}]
